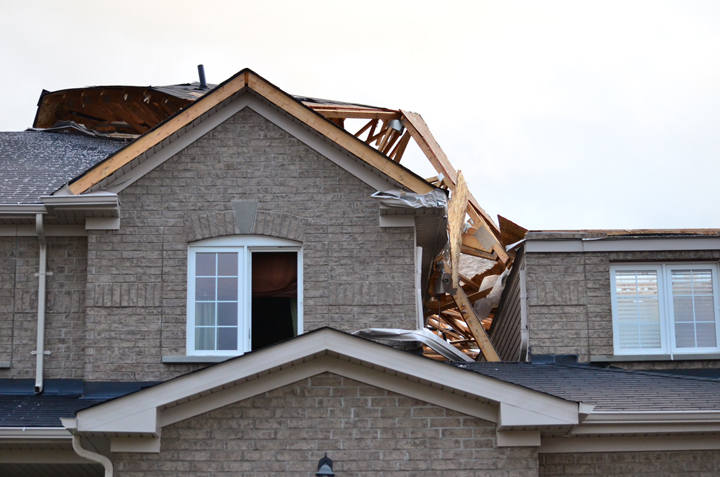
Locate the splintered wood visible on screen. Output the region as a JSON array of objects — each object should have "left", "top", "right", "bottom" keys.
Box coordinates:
[
  {"left": 41, "top": 77, "right": 527, "bottom": 361},
  {"left": 290, "top": 103, "right": 528, "bottom": 362}
]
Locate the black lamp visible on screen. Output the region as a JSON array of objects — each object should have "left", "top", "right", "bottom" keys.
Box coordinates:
[{"left": 316, "top": 453, "right": 335, "bottom": 476}]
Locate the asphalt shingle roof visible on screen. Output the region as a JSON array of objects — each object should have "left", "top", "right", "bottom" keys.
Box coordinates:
[
  {"left": 0, "top": 395, "right": 107, "bottom": 427},
  {"left": 0, "top": 131, "right": 123, "bottom": 204},
  {"left": 455, "top": 362, "right": 720, "bottom": 412}
]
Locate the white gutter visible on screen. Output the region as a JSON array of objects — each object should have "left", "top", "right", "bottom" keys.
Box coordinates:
[
  {"left": 72, "top": 435, "right": 113, "bottom": 477},
  {"left": 0, "top": 427, "right": 71, "bottom": 439},
  {"left": 33, "top": 213, "right": 51, "bottom": 394}
]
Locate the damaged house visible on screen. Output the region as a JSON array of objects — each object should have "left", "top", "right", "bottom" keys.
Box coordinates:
[{"left": 1, "top": 67, "right": 720, "bottom": 476}]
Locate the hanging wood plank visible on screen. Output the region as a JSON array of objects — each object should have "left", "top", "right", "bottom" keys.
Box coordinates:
[
  {"left": 498, "top": 215, "right": 528, "bottom": 247},
  {"left": 451, "top": 288, "right": 500, "bottom": 361},
  {"left": 447, "top": 171, "right": 469, "bottom": 290}
]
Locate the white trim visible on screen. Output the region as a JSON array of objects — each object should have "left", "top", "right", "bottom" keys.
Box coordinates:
[
  {"left": 0, "top": 427, "right": 71, "bottom": 439},
  {"left": 0, "top": 449, "right": 95, "bottom": 464},
  {"left": 379, "top": 215, "right": 414, "bottom": 227},
  {"left": 85, "top": 217, "right": 120, "bottom": 230},
  {"left": 99, "top": 94, "right": 401, "bottom": 196},
  {"left": 496, "top": 430, "right": 541, "bottom": 447},
  {"left": 610, "top": 262, "right": 720, "bottom": 356},
  {"left": 540, "top": 434, "right": 720, "bottom": 453},
  {"left": 186, "top": 235, "right": 302, "bottom": 357},
  {"left": 0, "top": 225, "right": 87, "bottom": 236},
  {"left": 72, "top": 329, "right": 579, "bottom": 435},
  {"left": 159, "top": 355, "right": 498, "bottom": 428},
  {"left": 526, "top": 237, "right": 720, "bottom": 253}
]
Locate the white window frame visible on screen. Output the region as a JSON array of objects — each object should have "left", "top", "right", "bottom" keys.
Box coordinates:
[
  {"left": 610, "top": 262, "right": 720, "bottom": 357},
  {"left": 187, "top": 235, "right": 303, "bottom": 356}
]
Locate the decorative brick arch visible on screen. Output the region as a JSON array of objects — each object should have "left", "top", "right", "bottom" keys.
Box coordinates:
[{"left": 184, "top": 205, "right": 306, "bottom": 243}]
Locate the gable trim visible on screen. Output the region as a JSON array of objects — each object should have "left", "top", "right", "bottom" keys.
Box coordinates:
[
  {"left": 67, "top": 70, "right": 434, "bottom": 196},
  {"left": 67, "top": 329, "right": 579, "bottom": 436},
  {"left": 84, "top": 94, "right": 409, "bottom": 197}
]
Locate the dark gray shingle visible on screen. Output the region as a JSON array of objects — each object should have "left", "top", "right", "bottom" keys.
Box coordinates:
[
  {"left": 0, "top": 131, "right": 123, "bottom": 204},
  {"left": 455, "top": 362, "right": 720, "bottom": 411}
]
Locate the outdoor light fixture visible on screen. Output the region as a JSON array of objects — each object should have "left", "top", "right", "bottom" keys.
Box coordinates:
[{"left": 316, "top": 453, "right": 335, "bottom": 476}]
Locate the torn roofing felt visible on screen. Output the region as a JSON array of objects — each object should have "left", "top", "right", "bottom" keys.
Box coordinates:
[
  {"left": 0, "top": 131, "right": 123, "bottom": 204},
  {"left": 455, "top": 361, "right": 720, "bottom": 412}
]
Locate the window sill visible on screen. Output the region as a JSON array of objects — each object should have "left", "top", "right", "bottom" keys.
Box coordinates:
[
  {"left": 162, "top": 356, "right": 234, "bottom": 364},
  {"left": 591, "top": 353, "right": 720, "bottom": 363},
  {"left": 0, "top": 361, "right": 9, "bottom": 369}
]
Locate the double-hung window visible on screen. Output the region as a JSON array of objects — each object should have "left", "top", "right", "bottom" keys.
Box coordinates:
[
  {"left": 610, "top": 263, "right": 720, "bottom": 356},
  {"left": 187, "top": 236, "right": 302, "bottom": 356}
]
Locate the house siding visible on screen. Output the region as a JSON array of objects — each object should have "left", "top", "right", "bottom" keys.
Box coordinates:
[
  {"left": 0, "top": 236, "right": 87, "bottom": 379},
  {"left": 540, "top": 450, "right": 720, "bottom": 475},
  {"left": 113, "top": 372, "right": 539, "bottom": 476},
  {"left": 490, "top": 251, "right": 524, "bottom": 361},
  {"left": 83, "top": 107, "right": 417, "bottom": 382},
  {"left": 525, "top": 248, "right": 720, "bottom": 369}
]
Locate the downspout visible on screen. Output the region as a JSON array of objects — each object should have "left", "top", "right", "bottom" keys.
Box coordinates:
[
  {"left": 33, "top": 213, "right": 50, "bottom": 394},
  {"left": 72, "top": 435, "right": 113, "bottom": 477}
]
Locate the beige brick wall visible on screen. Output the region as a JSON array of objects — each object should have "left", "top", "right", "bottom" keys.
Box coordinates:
[
  {"left": 114, "top": 372, "right": 539, "bottom": 476},
  {"left": 84, "top": 108, "right": 417, "bottom": 382},
  {"left": 0, "top": 236, "right": 87, "bottom": 379},
  {"left": 525, "top": 249, "right": 720, "bottom": 369},
  {"left": 540, "top": 450, "right": 720, "bottom": 475}
]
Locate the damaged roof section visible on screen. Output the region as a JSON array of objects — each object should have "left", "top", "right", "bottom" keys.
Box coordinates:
[{"left": 20, "top": 67, "right": 531, "bottom": 362}]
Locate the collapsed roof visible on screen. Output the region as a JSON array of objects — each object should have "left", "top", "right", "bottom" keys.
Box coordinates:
[{"left": 9, "top": 67, "right": 530, "bottom": 362}]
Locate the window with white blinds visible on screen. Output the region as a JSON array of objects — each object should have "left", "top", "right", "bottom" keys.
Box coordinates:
[{"left": 610, "top": 263, "right": 720, "bottom": 356}]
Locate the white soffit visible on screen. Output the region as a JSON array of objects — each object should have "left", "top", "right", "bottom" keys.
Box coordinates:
[
  {"left": 71, "top": 329, "right": 579, "bottom": 435},
  {"left": 95, "top": 93, "right": 403, "bottom": 196},
  {"left": 525, "top": 237, "right": 720, "bottom": 253}
]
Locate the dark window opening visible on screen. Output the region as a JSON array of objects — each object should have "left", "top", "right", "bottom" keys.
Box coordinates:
[{"left": 251, "top": 251, "right": 297, "bottom": 350}]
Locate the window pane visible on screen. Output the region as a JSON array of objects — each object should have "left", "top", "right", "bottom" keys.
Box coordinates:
[
  {"left": 695, "top": 296, "right": 715, "bottom": 322},
  {"left": 615, "top": 270, "right": 661, "bottom": 349},
  {"left": 696, "top": 322, "right": 717, "bottom": 348},
  {"left": 196, "top": 253, "right": 216, "bottom": 276},
  {"left": 218, "top": 253, "right": 238, "bottom": 276},
  {"left": 218, "top": 302, "right": 238, "bottom": 326},
  {"left": 195, "top": 327, "right": 215, "bottom": 350},
  {"left": 195, "top": 302, "right": 215, "bottom": 326},
  {"left": 217, "top": 327, "right": 238, "bottom": 350},
  {"left": 217, "top": 277, "right": 238, "bottom": 301},
  {"left": 671, "top": 270, "right": 694, "bottom": 295},
  {"left": 673, "top": 296, "right": 694, "bottom": 322},
  {"left": 195, "top": 277, "right": 216, "bottom": 301},
  {"left": 690, "top": 269, "right": 713, "bottom": 295},
  {"left": 675, "top": 323, "right": 696, "bottom": 348}
]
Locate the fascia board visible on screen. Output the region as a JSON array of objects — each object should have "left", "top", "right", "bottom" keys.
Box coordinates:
[
  {"left": 73, "top": 329, "right": 578, "bottom": 434},
  {"left": 526, "top": 237, "right": 720, "bottom": 253},
  {"left": 41, "top": 194, "right": 119, "bottom": 207},
  {"left": 0, "top": 204, "right": 47, "bottom": 215},
  {"left": 0, "top": 427, "right": 71, "bottom": 439},
  {"left": 582, "top": 411, "right": 720, "bottom": 424},
  {"left": 540, "top": 435, "right": 720, "bottom": 454},
  {"left": 99, "top": 94, "right": 404, "bottom": 196},
  {"left": 498, "top": 402, "right": 577, "bottom": 429},
  {"left": 77, "top": 406, "right": 158, "bottom": 436}
]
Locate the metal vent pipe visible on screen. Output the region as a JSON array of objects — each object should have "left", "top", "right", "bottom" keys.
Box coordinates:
[{"left": 197, "top": 64, "right": 208, "bottom": 90}]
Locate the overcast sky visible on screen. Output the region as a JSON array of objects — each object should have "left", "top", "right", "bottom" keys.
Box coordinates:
[{"left": 1, "top": 1, "right": 719, "bottom": 230}]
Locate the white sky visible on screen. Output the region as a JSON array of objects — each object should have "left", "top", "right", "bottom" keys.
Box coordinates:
[{"left": 1, "top": 1, "right": 719, "bottom": 230}]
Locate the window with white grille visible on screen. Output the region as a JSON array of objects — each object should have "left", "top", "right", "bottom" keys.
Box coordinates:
[{"left": 610, "top": 263, "right": 720, "bottom": 356}]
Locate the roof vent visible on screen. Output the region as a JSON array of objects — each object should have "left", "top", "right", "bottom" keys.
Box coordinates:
[{"left": 197, "top": 65, "right": 208, "bottom": 90}]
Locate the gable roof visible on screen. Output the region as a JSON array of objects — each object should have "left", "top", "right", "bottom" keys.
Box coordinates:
[
  {"left": 0, "top": 131, "right": 122, "bottom": 204},
  {"left": 63, "top": 328, "right": 580, "bottom": 437},
  {"left": 66, "top": 69, "right": 436, "bottom": 197}
]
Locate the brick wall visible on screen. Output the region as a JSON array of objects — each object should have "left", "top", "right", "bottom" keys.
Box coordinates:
[
  {"left": 525, "top": 249, "right": 720, "bottom": 369},
  {"left": 114, "top": 372, "right": 538, "bottom": 476},
  {"left": 0, "top": 236, "right": 87, "bottom": 379},
  {"left": 84, "top": 108, "right": 417, "bottom": 382},
  {"left": 540, "top": 450, "right": 720, "bottom": 475}
]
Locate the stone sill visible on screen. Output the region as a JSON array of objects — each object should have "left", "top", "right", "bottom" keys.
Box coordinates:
[
  {"left": 591, "top": 354, "right": 720, "bottom": 363},
  {"left": 162, "top": 356, "right": 233, "bottom": 364},
  {"left": 0, "top": 361, "right": 9, "bottom": 369}
]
